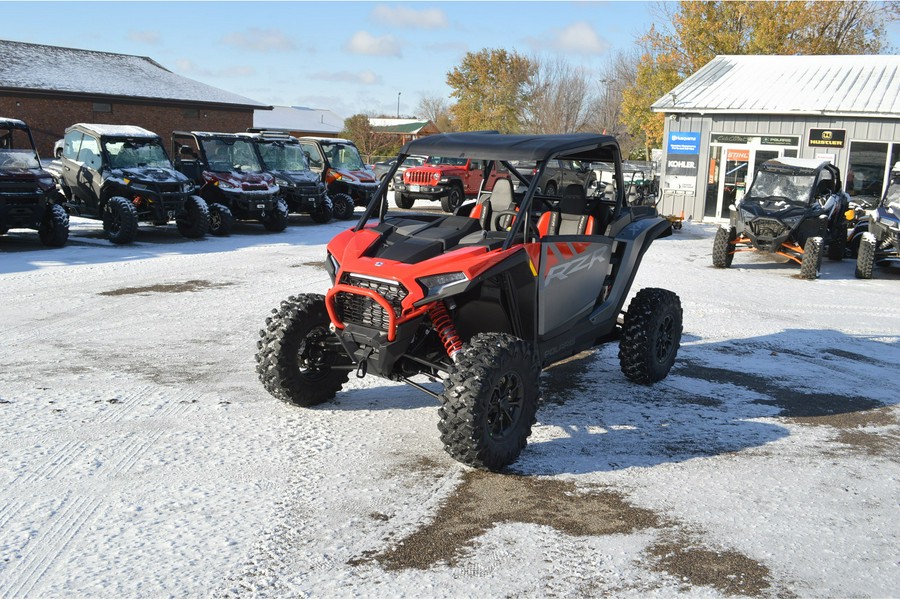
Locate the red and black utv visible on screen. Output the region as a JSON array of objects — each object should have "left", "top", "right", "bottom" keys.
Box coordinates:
[{"left": 257, "top": 132, "right": 682, "bottom": 471}]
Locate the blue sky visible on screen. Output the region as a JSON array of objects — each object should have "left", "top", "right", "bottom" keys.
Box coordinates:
[
  {"left": 4, "top": 1, "right": 654, "bottom": 118},
  {"left": 6, "top": 1, "right": 900, "bottom": 122}
]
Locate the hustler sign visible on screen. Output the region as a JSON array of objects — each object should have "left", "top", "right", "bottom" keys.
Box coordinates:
[{"left": 808, "top": 128, "right": 846, "bottom": 148}]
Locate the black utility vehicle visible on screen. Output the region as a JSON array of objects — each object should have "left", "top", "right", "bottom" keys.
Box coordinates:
[
  {"left": 855, "top": 162, "right": 900, "bottom": 278},
  {"left": 256, "top": 132, "right": 682, "bottom": 471},
  {"left": 52, "top": 123, "right": 208, "bottom": 244},
  {"left": 0, "top": 117, "right": 68, "bottom": 247},
  {"left": 296, "top": 137, "right": 378, "bottom": 221},
  {"left": 172, "top": 131, "right": 284, "bottom": 235},
  {"left": 713, "top": 158, "right": 850, "bottom": 279},
  {"left": 241, "top": 132, "right": 331, "bottom": 223}
]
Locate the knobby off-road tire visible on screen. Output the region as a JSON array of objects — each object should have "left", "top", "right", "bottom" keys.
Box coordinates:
[
  {"left": 103, "top": 196, "right": 139, "bottom": 244},
  {"left": 440, "top": 185, "right": 463, "bottom": 213},
  {"left": 827, "top": 217, "right": 847, "bottom": 261},
  {"left": 256, "top": 293, "right": 350, "bottom": 407},
  {"left": 619, "top": 288, "right": 683, "bottom": 384},
  {"left": 263, "top": 199, "right": 289, "bottom": 232},
  {"left": 331, "top": 193, "right": 355, "bottom": 220},
  {"left": 799, "top": 236, "right": 824, "bottom": 280},
  {"left": 855, "top": 232, "right": 876, "bottom": 279},
  {"left": 394, "top": 192, "right": 414, "bottom": 209},
  {"left": 309, "top": 202, "right": 333, "bottom": 224},
  {"left": 437, "top": 332, "right": 541, "bottom": 471},
  {"left": 39, "top": 203, "right": 69, "bottom": 247},
  {"left": 712, "top": 226, "right": 736, "bottom": 268},
  {"left": 176, "top": 195, "right": 209, "bottom": 239},
  {"left": 208, "top": 203, "right": 234, "bottom": 236}
]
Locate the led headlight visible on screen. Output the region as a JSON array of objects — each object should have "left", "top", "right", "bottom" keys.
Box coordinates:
[
  {"left": 324, "top": 252, "right": 340, "bottom": 282},
  {"left": 417, "top": 272, "right": 469, "bottom": 302},
  {"left": 275, "top": 177, "right": 292, "bottom": 188},
  {"left": 781, "top": 215, "right": 804, "bottom": 228},
  {"left": 217, "top": 179, "right": 237, "bottom": 189}
]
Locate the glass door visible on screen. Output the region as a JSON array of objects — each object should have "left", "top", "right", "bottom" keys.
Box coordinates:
[{"left": 717, "top": 147, "right": 750, "bottom": 215}]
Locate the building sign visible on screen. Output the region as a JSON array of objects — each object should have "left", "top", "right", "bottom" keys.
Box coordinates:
[
  {"left": 808, "top": 128, "right": 846, "bottom": 148},
  {"left": 667, "top": 132, "right": 700, "bottom": 154},
  {"left": 711, "top": 134, "right": 750, "bottom": 144},
  {"left": 762, "top": 136, "right": 799, "bottom": 146},
  {"left": 727, "top": 149, "right": 750, "bottom": 161}
]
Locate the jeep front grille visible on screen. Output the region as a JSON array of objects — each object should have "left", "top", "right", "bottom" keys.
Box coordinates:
[
  {"left": 751, "top": 218, "right": 788, "bottom": 240},
  {"left": 336, "top": 274, "right": 408, "bottom": 330},
  {"left": 405, "top": 171, "right": 436, "bottom": 185}
]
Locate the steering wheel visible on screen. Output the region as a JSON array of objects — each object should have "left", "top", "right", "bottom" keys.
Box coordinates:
[{"left": 492, "top": 208, "right": 543, "bottom": 240}]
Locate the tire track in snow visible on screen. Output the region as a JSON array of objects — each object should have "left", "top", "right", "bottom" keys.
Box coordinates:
[{"left": 0, "top": 495, "right": 101, "bottom": 599}]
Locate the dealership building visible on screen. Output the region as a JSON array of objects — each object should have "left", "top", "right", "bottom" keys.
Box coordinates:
[{"left": 653, "top": 54, "right": 900, "bottom": 221}]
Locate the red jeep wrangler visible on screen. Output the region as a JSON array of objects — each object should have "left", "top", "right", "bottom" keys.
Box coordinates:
[{"left": 394, "top": 156, "right": 505, "bottom": 213}]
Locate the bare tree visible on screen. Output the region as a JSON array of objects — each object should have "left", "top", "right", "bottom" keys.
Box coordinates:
[
  {"left": 522, "top": 56, "right": 593, "bottom": 134},
  {"left": 416, "top": 95, "right": 454, "bottom": 132},
  {"left": 588, "top": 49, "right": 642, "bottom": 157}
]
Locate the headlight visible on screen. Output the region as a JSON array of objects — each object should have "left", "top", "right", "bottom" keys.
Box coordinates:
[
  {"left": 217, "top": 179, "right": 237, "bottom": 189},
  {"left": 781, "top": 215, "right": 804, "bottom": 228},
  {"left": 325, "top": 252, "right": 340, "bottom": 282},
  {"left": 417, "top": 272, "right": 469, "bottom": 301},
  {"left": 182, "top": 182, "right": 194, "bottom": 193},
  {"left": 740, "top": 209, "right": 754, "bottom": 223},
  {"left": 275, "top": 177, "right": 292, "bottom": 188}
]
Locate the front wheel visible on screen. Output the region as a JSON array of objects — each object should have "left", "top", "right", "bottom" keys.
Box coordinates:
[
  {"left": 437, "top": 332, "right": 541, "bottom": 471},
  {"left": 799, "top": 236, "right": 823, "bottom": 280},
  {"left": 712, "top": 226, "right": 735, "bottom": 268},
  {"left": 208, "top": 203, "right": 234, "bottom": 236},
  {"left": 440, "top": 186, "right": 463, "bottom": 213},
  {"left": 263, "top": 199, "right": 289, "bottom": 232},
  {"left": 39, "top": 203, "right": 69, "bottom": 247},
  {"left": 256, "top": 294, "right": 351, "bottom": 406},
  {"left": 102, "top": 196, "right": 139, "bottom": 244},
  {"left": 331, "top": 193, "right": 355, "bottom": 220},
  {"left": 855, "top": 232, "right": 876, "bottom": 279},
  {"left": 619, "top": 288, "right": 682, "bottom": 384},
  {"left": 309, "top": 202, "right": 333, "bottom": 224},
  {"left": 394, "top": 192, "right": 414, "bottom": 209},
  {"left": 176, "top": 195, "right": 209, "bottom": 239}
]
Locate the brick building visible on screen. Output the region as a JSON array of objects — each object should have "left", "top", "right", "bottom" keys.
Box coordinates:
[{"left": 0, "top": 39, "right": 270, "bottom": 157}]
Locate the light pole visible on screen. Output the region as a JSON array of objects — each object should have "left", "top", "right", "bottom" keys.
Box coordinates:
[{"left": 397, "top": 92, "right": 401, "bottom": 118}]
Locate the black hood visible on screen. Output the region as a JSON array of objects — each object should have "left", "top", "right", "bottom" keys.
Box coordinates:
[
  {"left": 740, "top": 196, "right": 817, "bottom": 221},
  {"left": 113, "top": 166, "right": 187, "bottom": 184},
  {"left": 269, "top": 169, "right": 319, "bottom": 186}
]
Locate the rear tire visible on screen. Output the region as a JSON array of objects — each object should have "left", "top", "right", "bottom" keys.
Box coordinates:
[
  {"left": 256, "top": 294, "right": 351, "bottom": 407},
  {"left": 799, "top": 236, "right": 823, "bottom": 280},
  {"left": 619, "top": 288, "right": 682, "bottom": 384},
  {"left": 102, "top": 196, "right": 138, "bottom": 244},
  {"left": 331, "top": 192, "right": 355, "bottom": 220},
  {"left": 855, "top": 232, "right": 876, "bottom": 279},
  {"left": 394, "top": 192, "right": 414, "bottom": 209},
  {"left": 437, "top": 332, "right": 541, "bottom": 471},
  {"left": 712, "top": 226, "right": 735, "bottom": 268},
  {"left": 263, "top": 198, "right": 289, "bottom": 232},
  {"left": 39, "top": 203, "right": 69, "bottom": 247},
  {"left": 176, "top": 195, "right": 209, "bottom": 239},
  {"left": 208, "top": 203, "right": 233, "bottom": 236}
]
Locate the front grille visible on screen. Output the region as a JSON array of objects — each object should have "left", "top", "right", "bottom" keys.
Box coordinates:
[
  {"left": 0, "top": 181, "right": 39, "bottom": 196},
  {"left": 336, "top": 274, "right": 408, "bottom": 330},
  {"left": 751, "top": 218, "right": 788, "bottom": 240},
  {"left": 242, "top": 182, "right": 268, "bottom": 191},
  {"left": 405, "top": 170, "right": 437, "bottom": 185}
]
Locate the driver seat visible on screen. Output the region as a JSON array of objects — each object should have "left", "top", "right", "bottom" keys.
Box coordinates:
[
  {"left": 537, "top": 184, "right": 596, "bottom": 236},
  {"left": 471, "top": 178, "right": 515, "bottom": 231}
]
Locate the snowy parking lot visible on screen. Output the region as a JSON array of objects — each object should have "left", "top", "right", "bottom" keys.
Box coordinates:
[{"left": 1, "top": 211, "right": 898, "bottom": 598}]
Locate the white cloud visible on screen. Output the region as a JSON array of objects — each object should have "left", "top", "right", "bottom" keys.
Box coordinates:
[
  {"left": 128, "top": 30, "right": 160, "bottom": 44},
  {"left": 527, "top": 21, "right": 609, "bottom": 55},
  {"left": 370, "top": 5, "right": 449, "bottom": 29},
  {"left": 344, "top": 31, "right": 402, "bottom": 57},
  {"left": 310, "top": 70, "right": 383, "bottom": 85},
  {"left": 221, "top": 28, "right": 296, "bottom": 52}
]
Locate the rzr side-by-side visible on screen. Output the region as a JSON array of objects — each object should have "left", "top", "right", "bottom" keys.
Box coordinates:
[
  {"left": 0, "top": 117, "right": 68, "bottom": 247},
  {"left": 51, "top": 123, "right": 207, "bottom": 245},
  {"left": 257, "top": 132, "right": 682, "bottom": 471},
  {"left": 172, "top": 131, "right": 284, "bottom": 236},
  {"left": 713, "top": 158, "right": 850, "bottom": 279},
  {"left": 855, "top": 162, "right": 900, "bottom": 279}
]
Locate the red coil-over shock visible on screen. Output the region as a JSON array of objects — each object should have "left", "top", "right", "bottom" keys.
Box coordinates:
[{"left": 427, "top": 300, "right": 463, "bottom": 360}]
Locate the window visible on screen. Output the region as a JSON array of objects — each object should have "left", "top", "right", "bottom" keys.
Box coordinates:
[
  {"left": 847, "top": 141, "right": 889, "bottom": 204},
  {"left": 76, "top": 135, "right": 102, "bottom": 169},
  {"left": 92, "top": 102, "right": 112, "bottom": 113},
  {"left": 62, "top": 130, "right": 83, "bottom": 160},
  {"left": 183, "top": 108, "right": 199, "bottom": 118}
]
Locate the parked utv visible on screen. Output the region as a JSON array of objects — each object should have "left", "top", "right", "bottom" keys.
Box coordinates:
[
  {"left": 297, "top": 137, "right": 378, "bottom": 221},
  {"left": 172, "top": 131, "right": 284, "bottom": 235},
  {"left": 0, "top": 117, "right": 68, "bottom": 247},
  {"left": 256, "top": 132, "right": 682, "bottom": 471},
  {"left": 52, "top": 123, "right": 207, "bottom": 244},
  {"left": 240, "top": 131, "right": 332, "bottom": 223},
  {"left": 855, "top": 162, "right": 900, "bottom": 278},
  {"left": 713, "top": 158, "right": 850, "bottom": 279}
]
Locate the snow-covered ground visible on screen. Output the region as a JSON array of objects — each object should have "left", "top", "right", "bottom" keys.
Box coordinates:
[{"left": 1, "top": 210, "right": 898, "bottom": 598}]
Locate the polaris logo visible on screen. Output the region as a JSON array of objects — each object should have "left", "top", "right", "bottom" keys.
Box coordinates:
[{"left": 545, "top": 247, "right": 610, "bottom": 284}]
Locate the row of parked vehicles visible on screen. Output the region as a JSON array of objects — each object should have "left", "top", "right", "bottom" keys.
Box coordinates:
[
  {"left": 711, "top": 157, "right": 900, "bottom": 279},
  {"left": 0, "top": 117, "right": 382, "bottom": 246}
]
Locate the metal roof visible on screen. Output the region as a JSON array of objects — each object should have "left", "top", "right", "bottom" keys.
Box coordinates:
[
  {"left": 652, "top": 55, "right": 900, "bottom": 118},
  {"left": 0, "top": 39, "right": 269, "bottom": 109}
]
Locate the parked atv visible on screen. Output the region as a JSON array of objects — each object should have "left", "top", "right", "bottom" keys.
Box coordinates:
[
  {"left": 855, "top": 162, "right": 900, "bottom": 278},
  {"left": 0, "top": 117, "right": 68, "bottom": 247},
  {"left": 172, "top": 131, "right": 284, "bottom": 236},
  {"left": 240, "top": 131, "right": 332, "bottom": 223},
  {"left": 712, "top": 158, "right": 850, "bottom": 279},
  {"left": 296, "top": 137, "right": 377, "bottom": 221},
  {"left": 51, "top": 123, "right": 207, "bottom": 244},
  {"left": 256, "top": 132, "right": 682, "bottom": 471}
]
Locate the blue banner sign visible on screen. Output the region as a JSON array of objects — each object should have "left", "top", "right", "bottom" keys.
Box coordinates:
[{"left": 667, "top": 132, "right": 700, "bottom": 154}]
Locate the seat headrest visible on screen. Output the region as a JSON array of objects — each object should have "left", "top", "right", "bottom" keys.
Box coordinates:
[{"left": 559, "top": 184, "right": 587, "bottom": 214}]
